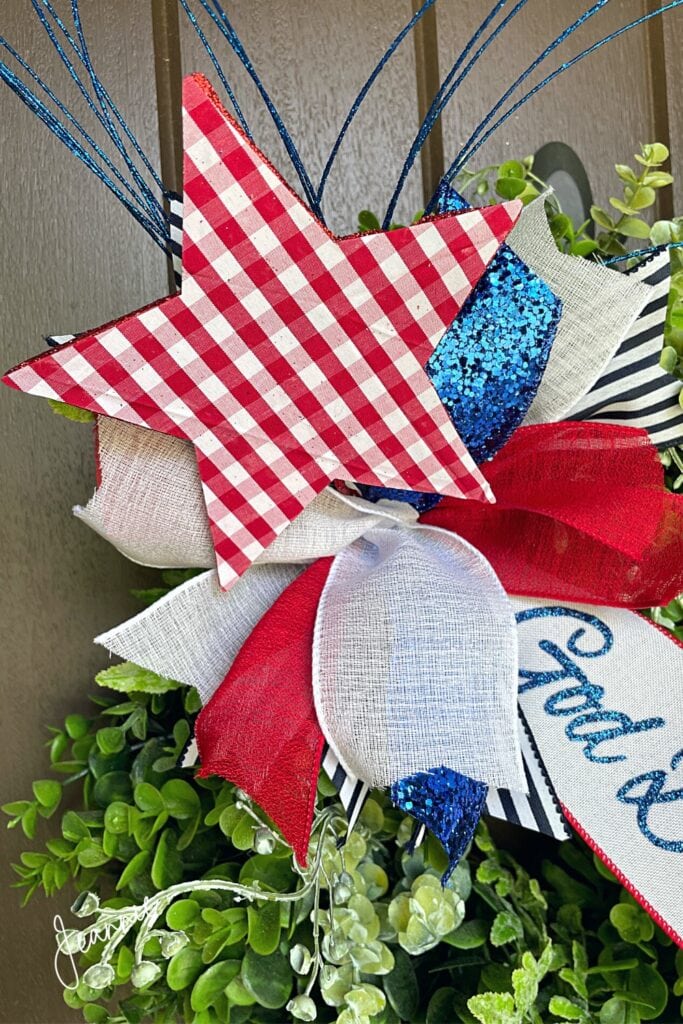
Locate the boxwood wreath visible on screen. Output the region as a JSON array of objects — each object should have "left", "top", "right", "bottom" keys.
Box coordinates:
[{"left": 5, "top": 146, "right": 683, "bottom": 1024}]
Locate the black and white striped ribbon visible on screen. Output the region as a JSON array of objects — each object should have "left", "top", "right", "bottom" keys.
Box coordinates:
[
  {"left": 168, "top": 194, "right": 183, "bottom": 287},
  {"left": 181, "top": 727, "right": 568, "bottom": 841},
  {"left": 569, "top": 252, "right": 683, "bottom": 447},
  {"left": 322, "top": 715, "right": 570, "bottom": 843}
]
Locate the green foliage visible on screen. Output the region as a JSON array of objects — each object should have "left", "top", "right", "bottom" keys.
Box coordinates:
[
  {"left": 5, "top": 674, "right": 683, "bottom": 1024},
  {"left": 47, "top": 399, "right": 96, "bottom": 423},
  {"left": 589, "top": 143, "right": 673, "bottom": 258}
]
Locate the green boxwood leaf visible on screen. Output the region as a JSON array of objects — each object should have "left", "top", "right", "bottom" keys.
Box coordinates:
[
  {"left": 190, "top": 959, "right": 241, "bottom": 1012},
  {"left": 628, "top": 186, "right": 656, "bottom": 211},
  {"left": 47, "top": 400, "right": 95, "bottom": 422},
  {"left": 384, "top": 947, "right": 419, "bottom": 1021},
  {"left": 571, "top": 239, "right": 600, "bottom": 257},
  {"left": 618, "top": 216, "right": 651, "bottom": 239},
  {"left": 358, "top": 209, "right": 381, "bottom": 232},
  {"left": 64, "top": 714, "right": 89, "bottom": 740},
  {"left": 96, "top": 662, "right": 181, "bottom": 695},
  {"left": 444, "top": 918, "right": 488, "bottom": 949},
  {"left": 151, "top": 830, "right": 184, "bottom": 890},
  {"left": 96, "top": 727, "right": 125, "bottom": 755},
  {"left": 76, "top": 841, "right": 109, "bottom": 868},
  {"left": 239, "top": 854, "right": 295, "bottom": 893},
  {"left": 241, "top": 949, "right": 293, "bottom": 1009},
  {"left": 116, "top": 849, "right": 151, "bottom": 890},
  {"left": 93, "top": 771, "right": 132, "bottom": 808},
  {"left": 61, "top": 810, "right": 91, "bottom": 842},
  {"left": 610, "top": 197, "right": 637, "bottom": 217},
  {"left": 512, "top": 964, "right": 538, "bottom": 1016},
  {"left": 623, "top": 964, "right": 669, "bottom": 1020},
  {"left": 591, "top": 206, "right": 616, "bottom": 230},
  {"left": 490, "top": 911, "right": 524, "bottom": 947},
  {"left": 104, "top": 801, "right": 130, "bottom": 835},
  {"left": 161, "top": 779, "right": 200, "bottom": 819},
  {"left": 82, "top": 1003, "right": 108, "bottom": 1023},
  {"left": 166, "top": 898, "right": 200, "bottom": 931},
  {"left": 548, "top": 995, "right": 587, "bottom": 1020},
  {"left": 134, "top": 783, "right": 164, "bottom": 815},
  {"left": 468, "top": 992, "right": 519, "bottom": 1024},
  {"left": 166, "top": 946, "right": 204, "bottom": 992},
  {"left": 599, "top": 996, "right": 641, "bottom": 1024},
  {"left": 231, "top": 812, "right": 255, "bottom": 851},
  {"left": 550, "top": 213, "right": 573, "bottom": 239},
  {"left": 426, "top": 987, "right": 457, "bottom": 1024},
  {"left": 495, "top": 176, "right": 526, "bottom": 200},
  {"left": 32, "top": 779, "right": 62, "bottom": 809},
  {"left": 498, "top": 160, "right": 525, "bottom": 179},
  {"left": 225, "top": 975, "right": 257, "bottom": 1007},
  {"left": 247, "top": 901, "right": 282, "bottom": 955}
]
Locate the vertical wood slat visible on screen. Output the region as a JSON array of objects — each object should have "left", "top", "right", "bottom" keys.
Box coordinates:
[
  {"left": 661, "top": 8, "right": 683, "bottom": 213},
  {"left": 151, "top": 0, "right": 184, "bottom": 193},
  {"left": 151, "top": 0, "right": 184, "bottom": 288},
  {"left": 0, "top": 6, "right": 166, "bottom": 1021},
  {"left": 411, "top": 0, "right": 445, "bottom": 208},
  {"left": 645, "top": 0, "right": 674, "bottom": 220}
]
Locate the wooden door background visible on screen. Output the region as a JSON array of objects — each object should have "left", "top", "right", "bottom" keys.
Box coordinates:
[{"left": 1, "top": 2, "right": 681, "bottom": 1020}]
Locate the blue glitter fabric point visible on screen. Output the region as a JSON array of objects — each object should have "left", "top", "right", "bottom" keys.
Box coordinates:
[
  {"left": 427, "top": 184, "right": 562, "bottom": 464},
  {"left": 391, "top": 766, "right": 488, "bottom": 882},
  {"left": 355, "top": 186, "right": 560, "bottom": 510},
  {"left": 355, "top": 484, "right": 442, "bottom": 513}
]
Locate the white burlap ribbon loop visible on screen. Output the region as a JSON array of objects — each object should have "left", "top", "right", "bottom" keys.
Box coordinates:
[
  {"left": 96, "top": 563, "right": 303, "bottom": 705},
  {"left": 511, "top": 193, "right": 653, "bottom": 425},
  {"left": 78, "top": 419, "right": 419, "bottom": 573},
  {"left": 94, "top": 486, "right": 524, "bottom": 794},
  {"left": 314, "top": 523, "right": 524, "bottom": 792}
]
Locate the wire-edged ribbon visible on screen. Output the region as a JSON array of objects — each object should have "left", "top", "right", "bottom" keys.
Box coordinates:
[{"left": 93, "top": 422, "right": 683, "bottom": 878}]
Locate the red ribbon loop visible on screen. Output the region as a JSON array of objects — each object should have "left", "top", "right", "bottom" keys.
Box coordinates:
[{"left": 422, "top": 422, "right": 683, "bottom": 608}]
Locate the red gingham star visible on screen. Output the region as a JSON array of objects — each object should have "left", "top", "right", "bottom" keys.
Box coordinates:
[{"left": 4, "top": 75, "right": 521, "bottom": 589}]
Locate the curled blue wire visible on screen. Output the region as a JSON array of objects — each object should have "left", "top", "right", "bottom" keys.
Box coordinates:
[
  {"left": 191, "top": 0, "right": 320, "bottom": 217},
  {"left": 434, "top": 0, "right": 683, "bottom": 210},
  {"left": 605, "top": 241, "right": 683, "bottom": 266},
  {"left": 70, "top": 2, "right": 168, "bottom": 214},
  {"left": 0, "top": 60, "right": 167, "bottom": 250},
  {"left": 178, "top": 0, "right": 250, "bottom": 136},
  {"left": 384, "top": 0, "right": 529, "bottom": 228},
  {"left": 316, "top": 0, "right": 438, "bottom": 207},
  {"left": 0, "top": 36, "right": 155, "bottom": 223},
  {"left": 31, "top": 0, "right": 166, "bottom": 236},
  {"left": 435, "top": 0, "right": 612, "bottom": 194}
]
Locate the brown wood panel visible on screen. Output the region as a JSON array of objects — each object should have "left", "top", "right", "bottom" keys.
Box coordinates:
[
  {"left": 179, "top": 0, "right": 424, "bottom": 231},
  {"left": 435, "top": 0, "right": 681, "bottom": 211},
  {"left": 662, "top": 5, "right": 683, "bottom": 211},
  {"left": 0, "top": 5, "right": 166, "bottom": 1021}
]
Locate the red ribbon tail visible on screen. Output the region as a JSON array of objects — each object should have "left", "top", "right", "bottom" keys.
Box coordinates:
[{"left": 195, "top": 557, "right": 333, "bottom": 864}]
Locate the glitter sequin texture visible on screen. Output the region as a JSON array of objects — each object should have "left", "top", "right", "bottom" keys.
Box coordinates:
[
  {"left": 427, "top": 185, "right": 562, "bottom": 464},
  {"left": 356, "top": 484, "right": 441, "bottom": 513},
  {"left": 391, "top": 766, "right": 488, "bottom": 881},
  {"left": 355, "top": 188, "right": 561, "bottom": 511}
]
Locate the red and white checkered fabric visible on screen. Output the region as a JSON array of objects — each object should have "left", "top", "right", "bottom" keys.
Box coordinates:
[{"left": 4, "top": 74, "right": 520, "bottom": 589}]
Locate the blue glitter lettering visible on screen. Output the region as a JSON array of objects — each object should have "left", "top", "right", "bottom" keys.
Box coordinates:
[{"left": 617, "top": 749, "right": 683, "bottom": 852}]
